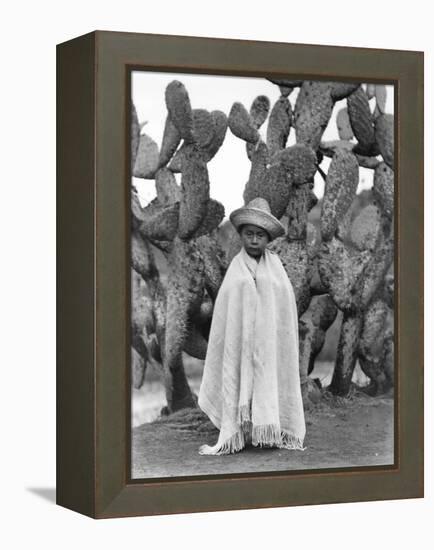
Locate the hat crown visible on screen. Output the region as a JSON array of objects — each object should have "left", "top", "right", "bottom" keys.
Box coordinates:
[
  {"left": 246, "top": 197, "right": 271, "bottom": 214},
  {"left": 229, "top": 196, "right": 285, "bottom": 241}
]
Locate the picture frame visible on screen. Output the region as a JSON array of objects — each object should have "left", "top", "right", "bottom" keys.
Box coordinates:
[{"left": 56, "top": 30, "right": 424, "bottom": 519}]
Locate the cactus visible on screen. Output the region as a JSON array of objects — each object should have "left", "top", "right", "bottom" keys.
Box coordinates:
[
  {"left": 269, "top": 182, "right": 316, "bottom": 317},
  {"left": 366, "top": 84, "right": 376, "bottom": 99},
  {"left": 155, "top": 168, "right": 181, "bottom": 205},
  {"left": 375, "top": 85, "right": 388, "bottom": 114},
  {"left": 356, "top": 226, "right": 394, "bottom": 310},
  {"left": 178, "top": 147, "right": 210, "bottom": 239},
  {"left": 373, "top": 162, "right": 394, "bottom": 219},
  {"left": 165, "top": 80, "right": 194, "bottom": 141},
  {"left": 293, "top": 81, "right": 334, "bottom": 150},
  {"left": 167, "top": 142, "right": 192, "bottom": 173},
  {"left": 319, "top": 140, "right": 355, "bottom": 156},
  {"left": 278, "top": 85, "right": 294, "bottom": 97},
  {"left": 336, "top": 108, "right": 354, "bottom": 140},
  {"left": 317, "top": 212, "right": 393, "bottom": 396},
  {"left": 130, "top": 231, "right": 163, "bottom": 391},
  {"left": 317, "top": 237, "right": 371, "bottom": 312},
  {"left": 131, "top": 75, "right": 394, "bottom": 414},
  {"left": 132, "top": 346, "right": 146, "bottom": 390},
  {"left": 274, "top": 143, "right": 317, "bottom": 185},
  {"left": 168, "top": 111, "right": 228, "bottom": 169},
  {"left": 375, "top": 113, "right": 394, "bottom": 168},
  {"left": 355, "top": 154, "right": 381, "bottom": 170},
  {"left": 243, "top": 142, "right": 317, "bottom": 220},
  {"left": 266, "top": 96, "right": 292, "bottom": 156},
  {"left": 383, "top": 264, "right": 394, "bottom": 309},
  {"left": 298, "top": 294, "right": 338, "bottom": 399},
  {"left": 131, "top": 190, "right": 146, "bottom": 230},
  {"left": 330, "top": 82, "right": 360, "bottom": 101},
  {"left": 183, "top": 323, "right": 209, "bottom": 360},
  {"left": 250, "top": 95, "right": 270, "bottom": 128},
  {"left": 257, "top": 155, "right": 291, "bottom": 219},
  {"left": 271, "top": 237, "right": 312, "bottom": 315},
  {"left": 320, "top": 149, "right": 359, "bottom": 241},
  {"left": 329, "top": 311, "right": 364, "bottom": 396},
  {"left": 228, "top": 79, "right": 394, "bottom": 400},
  {"left": 294, "top": 82, "right": 393, "bottom": 397},
  {"left": 131, "top": 102, "right": 140, "bottom": 170},
  {"left": 163, "top": 236, "right": 205, "bottom": 410},
  {"left": 285, "top": 183, "right": 312, "bottom": 241},
  {"left": 267, "top": 78, "right": 303, "bottom": 88},
  {"left": 130, "top": 88, "right": 229, "bottom": 412},
  {"left": 205, "top": 110, "right": 228, "bottom": 161},
  {"left": 347, "top": 86, "right": 379, "bottom": 156},
  {"left": 192, "top": 199, "right": 225, "bottom": 239},
  {"left": 357, "top": 297, "right": 393, "bottom": 395},
  {"left": 131, "top": 230, "right": 160, "bottom": 280},
  {"left": 139, "top": 201, "right": 180, "bottom": 241},
  {"left": 158, "top": 114, "right": 181, "bottom": 169},
  {"left": 196, "top": 232, "right": 227, "bottom": 302},
  {"left": 133, "top": 132, "right": 160, "bottom": 179},
  {"left": 318, "top": 208, "right": 393, "bottom": 396},
  {"left": 228, "top": 101, "right": 260, "bottom": 144},
  {"left": 191, "top": 108, "right": 215, "bottom": 148},
  {"left": 350, "top": 204, "right": 382, "bottom": 252},
  {"left": 243, "top": 140, "right": 269, "bottom": 205},
  {"left": 307, "top": 221, "right": 321, "bottom": 256}
]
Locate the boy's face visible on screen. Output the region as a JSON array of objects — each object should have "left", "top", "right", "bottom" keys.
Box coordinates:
[{"left": 240, "top": 224, "right": 270, "bottom": 258}]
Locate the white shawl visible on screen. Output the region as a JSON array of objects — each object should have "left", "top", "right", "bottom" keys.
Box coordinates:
[{"left": 198, "top": 246, "right": 306, "bottom": 455}]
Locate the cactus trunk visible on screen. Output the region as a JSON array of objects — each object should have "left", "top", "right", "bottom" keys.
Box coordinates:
[{"left": 329, "top": 310, "right": 363, "bottom": 396}]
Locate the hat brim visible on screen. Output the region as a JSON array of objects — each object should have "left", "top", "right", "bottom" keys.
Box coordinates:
[{"left": 229, "top": 206, "right": 285, "bottom": 240}]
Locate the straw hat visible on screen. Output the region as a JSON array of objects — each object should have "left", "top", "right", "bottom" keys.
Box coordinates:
[{"left": 229, "top": 197, "right": 285, "bottom": 241}]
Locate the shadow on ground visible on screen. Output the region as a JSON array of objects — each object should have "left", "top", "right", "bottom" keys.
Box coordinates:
[{"left": 27, "top": 488, "right": 56, "bottom": 504}]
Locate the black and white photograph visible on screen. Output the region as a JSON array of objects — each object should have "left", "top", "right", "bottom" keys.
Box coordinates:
[{"left": 130, "top": 70, "right": 395, "bottom": 479}]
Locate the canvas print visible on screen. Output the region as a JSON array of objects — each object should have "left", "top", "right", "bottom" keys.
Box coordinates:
[{"left": 130, "top": 71, "right": 395, "bottom": 479}]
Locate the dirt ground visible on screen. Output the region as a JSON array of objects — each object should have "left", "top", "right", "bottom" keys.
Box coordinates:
[{"left": 131, "top": 390, "right": 394, "bottom": 479}]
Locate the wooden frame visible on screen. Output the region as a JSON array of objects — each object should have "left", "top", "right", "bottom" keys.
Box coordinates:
[{"left": 57, "top": 30, "right": 424, "bottom": 519}]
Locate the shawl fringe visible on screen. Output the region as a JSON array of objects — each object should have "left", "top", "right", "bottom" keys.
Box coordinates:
[
  {"left": 198, "top": 429, "right": 246, "bottom": 455},
  {"left": 199, "top": 423, "right": 306, "bottom": 455},
  {"left": 279, "top": 430, "right": 307, "bottom": 451},
  {"left": 198, "top": 418, "right": 306, "bottom": 455}
]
